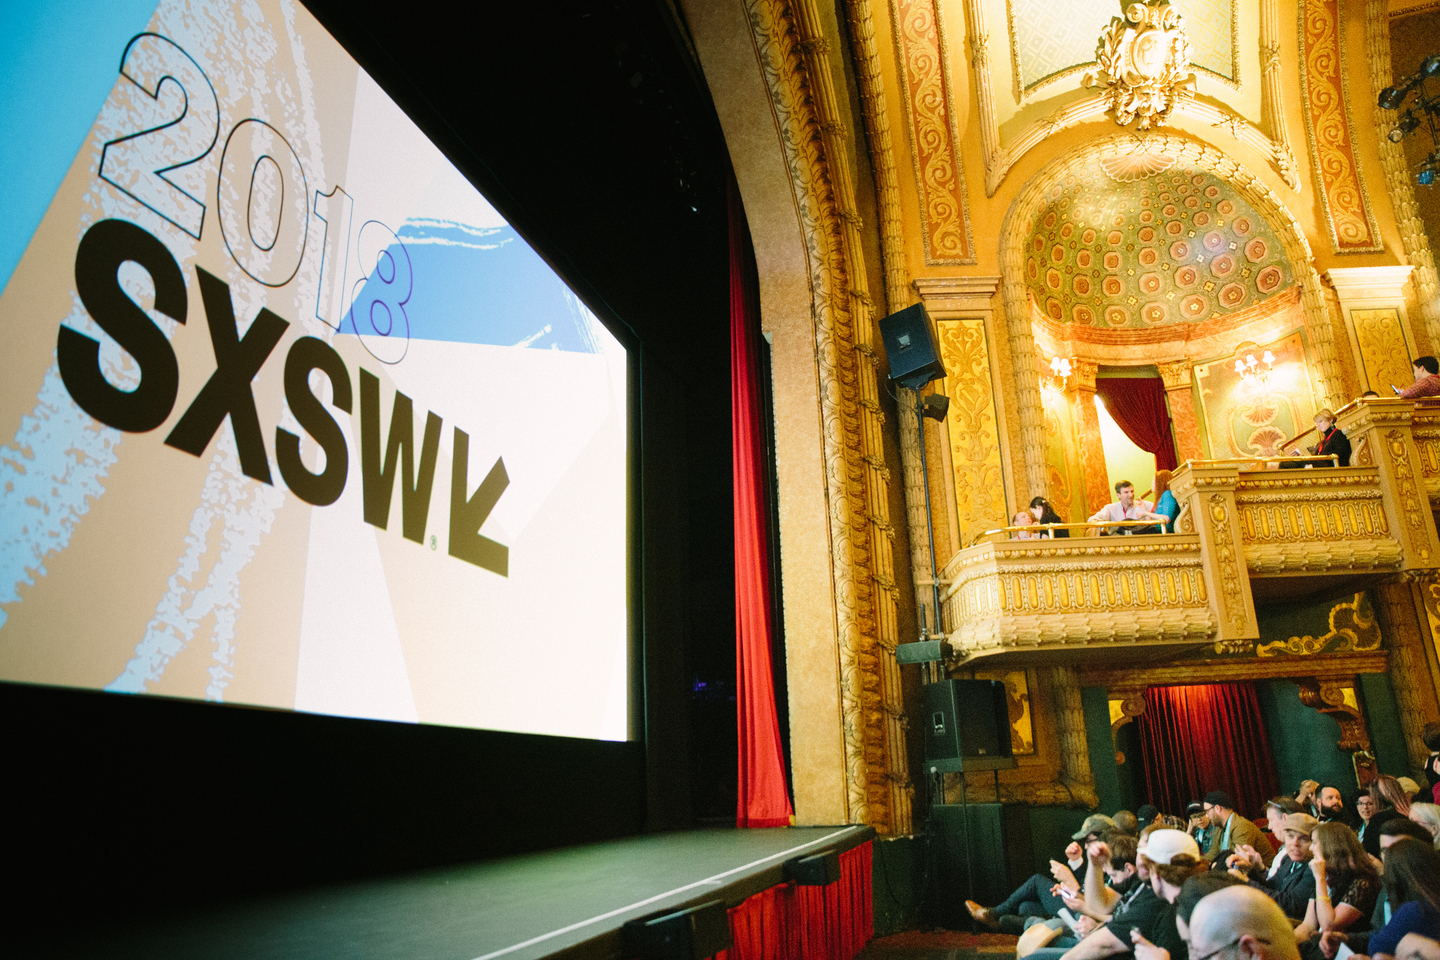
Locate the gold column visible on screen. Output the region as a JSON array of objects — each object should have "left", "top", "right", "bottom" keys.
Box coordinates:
[
  {"left": 1169, "top": 464, "right": 1260, "bottom": 643},
  {"left": 1336, "top": 402, "right": 1440, "bottom": 567},
  {"left": 1070, "top": 360, "right": 1111, "bottom": 525},
  {"left": 1324, "top": 267, "right": 1420, "bottom": 395},
  {"left": 1158, "top": 360, "right": 1202, "bottom": 464},
  {"left": 1043, "top": 665, "right": 1100, "bottom": 807},
  {"left": 1373, "top": 577, "right": 1440, "bottom": 775}
]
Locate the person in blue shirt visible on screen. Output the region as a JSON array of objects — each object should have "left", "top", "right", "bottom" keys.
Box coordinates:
[{"left": 1151, "top": 470, "right": 1179, "bottom": 533}]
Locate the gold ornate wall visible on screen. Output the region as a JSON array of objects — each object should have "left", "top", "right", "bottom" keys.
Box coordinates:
[{"left": 682, "top": 0, "right": 1440, "bottom": 828}]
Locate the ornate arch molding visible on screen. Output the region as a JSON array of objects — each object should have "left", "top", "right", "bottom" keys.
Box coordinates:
[
  {"left": 999, "top": 134, "right": 1344, "bottom": 501},
  {"left": 740, "top": 0, "right": 910, "bottom": 835}
]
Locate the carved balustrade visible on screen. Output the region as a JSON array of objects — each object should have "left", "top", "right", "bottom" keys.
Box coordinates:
[
  {"left": 940, "top": 535, "right": 1216, "bottom": 666},
  {"left": 940, "top": 402, "right": 1440, "bottom": 665}
]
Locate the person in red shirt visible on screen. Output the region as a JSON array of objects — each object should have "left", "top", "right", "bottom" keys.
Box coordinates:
[{"left": 1397, "top": 357, "right": 1440, "bottom": 399}]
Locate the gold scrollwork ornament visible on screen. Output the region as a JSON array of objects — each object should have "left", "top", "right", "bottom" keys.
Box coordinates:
[{"left": 1084, "top": 1, "right": 1196, "bottom": 129}]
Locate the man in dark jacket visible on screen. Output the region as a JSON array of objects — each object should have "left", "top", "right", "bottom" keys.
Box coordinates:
[{"left": 1228, "top": 813, "right": 1319, "bottom": 921}]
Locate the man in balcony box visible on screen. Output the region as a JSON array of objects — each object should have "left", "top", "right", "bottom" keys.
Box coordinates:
[
  {"left": 1396, "top": 356, "right": 1440, "bottom": 399},
  {"left": 1088, "top": 480, "right": 1167, "bottom": 535}
]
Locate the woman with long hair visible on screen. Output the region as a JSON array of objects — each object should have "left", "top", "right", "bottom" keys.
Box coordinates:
[
  {"left": 1028, "top": 496, "right": 1070, "bottom": 539},
  {"left": 1295, "top": 823, "right": 1380, "bottom": 941},
  {"left": 1367, "top": 839, "right": 1440, "bottom": 958},
  {"left": 1376, "top": 775, "right": 1415, "bottom": 819}
]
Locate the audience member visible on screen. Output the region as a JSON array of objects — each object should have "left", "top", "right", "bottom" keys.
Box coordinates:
[
  {"left": 1089, "top": 481, "right": 1166, "bottom": 535},
  {"left": 1366, "top": 840, "right": 1440, "bottom": 960},
  {"left": 1015, "top": 511, "right": 1038, "bottom": 539},
  {"left": 1031, "top": 497, "right": 1072, "bottom": 539},
  {"left": 1313, "top": 785, "right": 1352, "bottom": 826},
  {"left": 1284, "top": 410, "right": 1350, "bottom": 468},
  {"left": 1397, "top": 934, "right": 1440, "bottom": 960},
  {"left": 1424, "top": 724, "right": 1440, "bottom": 803},
  {"left": 968, "top": 815, "right": 1112, "bottom": 932},
  {"left": 1359, "top": 790, "right": 1380, "bottom": 851},
  {"left": 1228, "top": 812, "right": 1317, "bottom": 920},
  {"left": 1126, "top": 829, "right": 1209, "bottom": 960},
  {"left": 1137, "top": 805, "right": 1161, "bottom": 831},
  {"left": 1365, "top": 777, "right": 1414, "bottom": 859},
  {"left": 1377, "top": 775, "right": 1416, "bottom": 820},
  {"left": 1189, "top": 885, "right": 1302, "bottom": 960},
  {"left": 1115, "top": 811, "right": 1141, "bottom": 838},
  {"left": 1041, "top": 829, "right": 1195, "bottom": 960},
  {"left": 1408, "top": 803, "right": 1440, "bottom": 849},
  {"left": 1397, "top": 357, "right": 1440, "bottom": 399},
  {"left": 1150, "top": 471, "right": 1179, "bottom": 533},
  {"left": 1203, "top": 791, "right": 1275, "bottom": 865},
  {"left": 1295, "top": 822, "right": 1380, "bottom": 943},
  {"left": 1189, "top": 801, "right": 1214, "bottom": 854}
]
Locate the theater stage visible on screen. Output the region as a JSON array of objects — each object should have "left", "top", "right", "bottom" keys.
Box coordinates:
[{"left": 35, "top": 825, "right": 874, "bottom": 960}]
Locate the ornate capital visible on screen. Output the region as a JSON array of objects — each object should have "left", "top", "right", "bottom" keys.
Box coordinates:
[
  {"left": 1069, "top": 357, "right": 1100, "bottom": 393},
  {"left": 1157, "top": 360, "right": 1193, "bottom": 392},
  {"left": 1083, "top": 1, "right": 1196, "bottom": 129}
]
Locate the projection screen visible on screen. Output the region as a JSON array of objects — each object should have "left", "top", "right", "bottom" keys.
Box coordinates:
[{"left": 0, "top": 0, "right": 631, "bottom": 741}]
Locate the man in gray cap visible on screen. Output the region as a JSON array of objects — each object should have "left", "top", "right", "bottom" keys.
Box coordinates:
[
  {"left": 1203, "top": 791, "right": 1274, "bottom": 864},
  {"left": 1188, "top": 885, "right": 1301, "bottom": 960},
  {"left": 1226, "top": 812, "right": 1318, "bottom": 920}
]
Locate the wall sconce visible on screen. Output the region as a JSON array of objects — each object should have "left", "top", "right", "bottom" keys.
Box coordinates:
[
  {"left": 1233, "top": 350, "right": 1275, "bottom": 388},
  {"left": 1047, "top": 356, "right": 1072, "bottom": 392}
]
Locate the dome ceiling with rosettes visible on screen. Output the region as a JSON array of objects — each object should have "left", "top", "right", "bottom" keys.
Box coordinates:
[{"left": 1023, "top": 158, "right": 1294, "bottom": 328}]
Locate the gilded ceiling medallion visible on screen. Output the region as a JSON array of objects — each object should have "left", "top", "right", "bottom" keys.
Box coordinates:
[{"left": 1084, "top": 1, "right": 1196, "bottom": 130}]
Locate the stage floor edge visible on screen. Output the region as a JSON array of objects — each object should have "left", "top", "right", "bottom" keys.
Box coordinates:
[{"left": 39, "top": 825, "right": 874, "bottom": 960}]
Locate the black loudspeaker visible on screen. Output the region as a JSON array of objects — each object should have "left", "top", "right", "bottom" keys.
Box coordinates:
[
  {"left": 878, "top": 303, "right": 946, "bottom": 388},
  {"left": 921, "top": 679, "right": 1013, "bottom": 773},
  {"left": 784, "top": 849, "right": 841, "bottom": 886},
  {"left": 622, "top": 900, "right": 731, "bottom": 960}
]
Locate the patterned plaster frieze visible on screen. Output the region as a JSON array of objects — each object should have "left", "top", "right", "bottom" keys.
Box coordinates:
[
  {"left": 890, "top": 0, "right": 977, "bottom": 264},
  {"left": 1001, "top": 135, "right": 1344, "bottom": 503},
  {"left": 1365, "top": 0, "right": 1440, "bottom": 342},
  {"left": 746, "top": 0, "right": 910, "bottom": 835},
  {"left": 1298, "top": 0, "right": 1384, "bottom": 253}
]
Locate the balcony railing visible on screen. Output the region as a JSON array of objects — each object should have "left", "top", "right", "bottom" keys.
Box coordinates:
[{"left": 937, "top": 399, "right": 1440, "bottom": 666}]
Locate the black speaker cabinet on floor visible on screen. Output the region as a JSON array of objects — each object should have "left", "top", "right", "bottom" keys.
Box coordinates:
[
  {"left": 929, "top": 803, "right": 1034, "bottom": 927},
  {"left": 921, "top": 679, "right": 1012, "bottom": 774},
  {"left": 878, "top": 303, "right": 945, "bottom": 388}
]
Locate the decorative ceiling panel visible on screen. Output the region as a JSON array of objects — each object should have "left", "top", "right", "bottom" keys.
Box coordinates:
[
  {"left": 1178, "top": 0, "right": 1238, "bottom": 82},
  {"left": 1006, "top": 0, "right": 1115, "bottom": 94},
  {"left": 1022, "top": 159, "right": 1294, "bottom": 328}
]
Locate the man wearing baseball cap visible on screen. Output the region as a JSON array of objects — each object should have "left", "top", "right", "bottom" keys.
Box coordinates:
[
  {"left": 1226, "top": 812, "right": 1318, "bottom": 920},
  {"left": 1032, "top": 828, "right": 1199, "bottom": 960},
  {"left": 1203, "top": 791, "right": 1274, "bottom": 864}
]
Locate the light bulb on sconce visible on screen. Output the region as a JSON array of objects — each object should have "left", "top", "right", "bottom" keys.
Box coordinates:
[
  {"left": 1047, "top": 356, "right": 1072, "bottom": 392},
  {"left": 1233, "top": 349, "right": 1275, "bottom": 388}
]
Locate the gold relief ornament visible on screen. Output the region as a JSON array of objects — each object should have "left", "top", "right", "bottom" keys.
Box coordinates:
[{"left": 1084, "top": 1, "right": 1196, "bottom": 130}]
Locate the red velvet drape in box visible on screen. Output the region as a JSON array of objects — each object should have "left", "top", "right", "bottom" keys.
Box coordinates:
[
  {"left": 731, "top": 177, "right": 793, "bottom": 828},
  {"left": 716, "top": 843, "right": 873, "bottom": 960},
  {"left": 1094, "top": 376, "right": 1179, "bottom": 472},
  {"left": 1137, "top": 683, "right": 1278, "bottom": 820}
]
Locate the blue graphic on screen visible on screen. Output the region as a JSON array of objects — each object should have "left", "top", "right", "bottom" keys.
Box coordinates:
[{"left": 344, "top": 221, "right": 603, "bottom": 353}]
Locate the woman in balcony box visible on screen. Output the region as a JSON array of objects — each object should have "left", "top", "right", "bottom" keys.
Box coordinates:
[
  {"left": 1028, "top": 497, "right": 1070, "bottom": 538},
  {"left": 1282, "top": 408, "right": 1351, "bottom": 469},
  {"left": 1150, "top": 470, "right": 1178, "bottom": 533}
]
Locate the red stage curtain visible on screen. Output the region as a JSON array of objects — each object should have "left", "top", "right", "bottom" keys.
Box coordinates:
[
  {"left": 1094, "top": 377, "right": 1179, "bottom": 472},
  {"left": 1137, "top": 683, "right": 1279, "bottom": 820},
  {"left": 731, "top": 177, "right": 794, "bottom": 829},
  {"left": 716, "top": 843, "right": 873, "bottom": 960}
]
